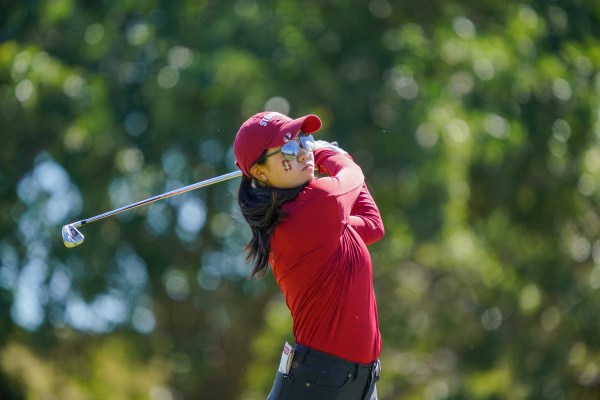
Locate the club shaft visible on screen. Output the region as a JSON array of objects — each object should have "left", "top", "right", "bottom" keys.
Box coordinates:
[{"left": 69, "top": 170, "right": 242, "bottom": 228}]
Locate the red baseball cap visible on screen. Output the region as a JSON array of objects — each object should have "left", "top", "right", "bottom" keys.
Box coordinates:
[{"left": 234, "top": 111, "right": 322, "bottom": 177}]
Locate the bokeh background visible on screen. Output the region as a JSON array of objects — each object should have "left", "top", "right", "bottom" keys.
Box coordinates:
[{"left": 2, "top": 0, "right": 600, "bottom": 399}]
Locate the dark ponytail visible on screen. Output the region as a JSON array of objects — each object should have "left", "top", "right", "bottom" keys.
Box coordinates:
[{"left": 238, "top": 174, "right": 304, "bottom": 279}]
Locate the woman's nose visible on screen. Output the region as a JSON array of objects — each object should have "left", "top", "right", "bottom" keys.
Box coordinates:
[{"left": 297, "top": 146, "right": 309, "bottom": 161}]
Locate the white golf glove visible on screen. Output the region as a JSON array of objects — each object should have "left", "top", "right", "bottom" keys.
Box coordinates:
[{"left": 312, "top": 140, "right": 348, "bottom": 155}]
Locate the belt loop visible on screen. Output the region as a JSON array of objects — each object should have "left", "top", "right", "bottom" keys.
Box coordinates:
[
  {"left": 293, "top": 344, "right": 308, "bottom": 366},
  {"left": 372, "top": 359, "right": 381, "bottom": 376},
  {"left": 361, "top": 359, "right": 380, "bottom": 400}
]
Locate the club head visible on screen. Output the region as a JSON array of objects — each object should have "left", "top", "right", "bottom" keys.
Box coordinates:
[{"left": 62, "top": 224, "right": 84, "bottom": 248}]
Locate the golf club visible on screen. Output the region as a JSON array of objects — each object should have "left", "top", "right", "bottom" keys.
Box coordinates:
[{"left": 62, "top": 170, "right": 243, "bottom": 248}]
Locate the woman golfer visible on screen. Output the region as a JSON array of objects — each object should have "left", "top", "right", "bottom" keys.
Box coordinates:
[{"left": 234, "top": 112, "right": 384, "bottom": 400}]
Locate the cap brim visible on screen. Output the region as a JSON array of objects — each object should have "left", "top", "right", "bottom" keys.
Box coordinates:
[
  {"left": 281, "top": 114, "right": 322, "bottom": 138},
  {"left": 264, "top": 114, "right": 323, "bottom": 149},
  {"left": 298, "top": 114, "right": 322, "bottom": 134}
]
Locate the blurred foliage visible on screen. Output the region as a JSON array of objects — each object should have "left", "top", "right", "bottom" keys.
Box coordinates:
[{"left": 1, "top": 0, "right": 600, "bottom": 399}]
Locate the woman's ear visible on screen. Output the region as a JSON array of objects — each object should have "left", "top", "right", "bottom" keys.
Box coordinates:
[{"left": 249, "top": 164, "right": 268, "bottom": 182}]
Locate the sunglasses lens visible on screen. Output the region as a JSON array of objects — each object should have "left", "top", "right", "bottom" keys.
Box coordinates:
[
  {"left": 300, "top": 134, "right": 315, "bottom": 151},
  {"left": 280, "top": 140, "right": 299, "bottom": 160},
  {"left": 276, "top": 134, "right": 315, "bottom": 161}
]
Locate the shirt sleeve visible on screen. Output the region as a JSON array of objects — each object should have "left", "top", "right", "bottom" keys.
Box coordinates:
[
  {"left": 312, "top": 148, "right": 364, "bottom": 197},
  {"left": 348, "top": 183, "right": 385, "bottom": 244}
]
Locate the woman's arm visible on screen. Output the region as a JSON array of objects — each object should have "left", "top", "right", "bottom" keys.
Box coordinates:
[
  {"left": 312, "top": 146, "right": 384, "bottom": 244},
  {"left": 348, "top": 183, "right": 385, "bottom": 244},
  {"left": 312, "top": 148, "right": 364, "bottom": 195}
]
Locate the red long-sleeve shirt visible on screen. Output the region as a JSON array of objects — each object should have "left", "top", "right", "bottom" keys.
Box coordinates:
[{"left": 269, "top": 148, "right": 385, "bottom": 364}]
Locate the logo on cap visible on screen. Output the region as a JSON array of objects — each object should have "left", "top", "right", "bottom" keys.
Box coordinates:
[{"left": 259, "top": 112, "right": 279, "bottom": 126}]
